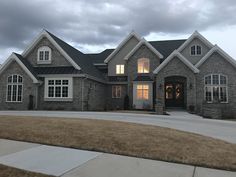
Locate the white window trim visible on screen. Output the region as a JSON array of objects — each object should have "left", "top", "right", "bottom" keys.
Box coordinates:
[
  {"left": 204, "top": 74, "right": 228, "bottom": 103},
  {"left": 112, "top": 85, "right": 122, "bottom": 98},
  {"left": 190, "top": 45, "right": 202, "bottom": 56},
  {"left": 37, "top": 46, "right": 52, "bottom": 64},
  {"left": 44, "top": 77, "right": 73, "bottom": 101},
  {"left": 137, "top": 58, "right": 150, "bottom": 74},
  {"left": 116, "top": 64, "right": 125, "bottom": 75},
  {"left": 6, "top": 75, "right": 23, "bottom": 103}
]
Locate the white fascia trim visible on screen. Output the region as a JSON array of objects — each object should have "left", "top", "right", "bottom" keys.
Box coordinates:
[
  {"left": 0, "top": 53, "right": 39, "bottom": 83},
  {"left": 153, "top": 50, "right": 199, "bottom": 74},
  {"left": 177, "top": 31, "right": 214, "bottom": 52},
  {"left": 22, "top": 29, "right": 81, "bottom": 70},
  {"left": 124, "top": 38, "right": 163, "bottom": 60},
  {"left": 195, "top": 45, "right": 236, "bottom": 68},
  {"left": 104, "top": 31, "right": 142, "bottom": 63}
]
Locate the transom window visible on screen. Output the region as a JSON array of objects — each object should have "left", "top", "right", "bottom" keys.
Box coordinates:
[
  {"left": 190, "top": 45, "right": 202, "bottom": 56},
  {"left": 116, "top": 64, "right": 124, "bottom": 74},
  {"left": 37, "top": 46, "right": 52, "bottom": 64},
  {"left": 7, "top": 75, "right": 23, "bottom": 102},
  {"left": 137, "top": 84, "right": 149, "bottom": 100},
  {"left": 204, "top": 74, "right": 228, "bottom": 103},
  {"left": 45, "top": 78, "right": 72, "bottom": 100},
  {"left": 112, "top": 86, "right": 121, "bottom": 98},
  {"left": 138, "top": 58, "right": 149, "bottom": 73}
]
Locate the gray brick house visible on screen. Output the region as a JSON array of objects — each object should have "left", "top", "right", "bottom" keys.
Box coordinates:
[{"left": 0, "top": 30, "right": 236, "bottom": 119}]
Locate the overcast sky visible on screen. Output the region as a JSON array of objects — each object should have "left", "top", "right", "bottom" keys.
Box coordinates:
[{"left": 0, "top": 0, "right": 236, "bottom": 64}]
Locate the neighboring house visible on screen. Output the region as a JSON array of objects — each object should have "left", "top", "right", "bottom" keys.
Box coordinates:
[{"left": 0, "top": 30, "right": 236, "bottom": 119}]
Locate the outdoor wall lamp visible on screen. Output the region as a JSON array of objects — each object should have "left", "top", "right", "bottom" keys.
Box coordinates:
[{"left": 159, "top": 83, "right": 163, "bottom": 89}]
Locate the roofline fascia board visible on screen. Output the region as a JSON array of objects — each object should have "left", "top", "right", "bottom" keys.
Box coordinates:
[
  {"left": 177, "top": 31, "right": 214, "bottom": 52},
  {"left": 153, "top": 50, "right": 199, "bottom": 74},
  {"left": 124, "top": 39, "right": 163, "bottom": 60},
  {"left": 104, "top": 31, "right": 142, "bottom": 63},
  {"left": 0, "top": 53, "right": 39, "bottom": 83},
  {"left": 195, "top": 45, "right": 236, "bottom": 68},
  {"left": 21, "top": 30, "right": 81, "bottom": 70}
]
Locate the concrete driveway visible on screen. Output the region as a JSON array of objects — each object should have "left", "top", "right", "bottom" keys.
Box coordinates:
[{"left": 0, "top": 110, "right": 236, "bottom": 144}]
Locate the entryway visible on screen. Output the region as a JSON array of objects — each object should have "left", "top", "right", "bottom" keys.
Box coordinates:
[{"left": 165, "top": 76, "right": 186, "bottom": 108}]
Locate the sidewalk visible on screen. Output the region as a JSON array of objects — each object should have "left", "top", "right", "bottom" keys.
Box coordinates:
[{"left": 0, "top": 139, "right": 235, "bottom": 177}]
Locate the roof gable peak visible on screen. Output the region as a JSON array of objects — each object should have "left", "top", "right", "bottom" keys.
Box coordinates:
[
  {"left": 177, "top": 30, "right": 214, "bottom": 52},
  {"left": 104, "top": 31, "right": 142, "bottom": 63}
]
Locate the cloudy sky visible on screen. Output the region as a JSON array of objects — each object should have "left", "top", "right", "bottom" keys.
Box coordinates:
[{"left": 0, "top": 0, "right": 236, "bottom": 64}]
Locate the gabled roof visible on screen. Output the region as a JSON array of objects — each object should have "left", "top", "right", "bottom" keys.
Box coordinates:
[
  {"left": 34, "top": 66, "right": 81, "bottom": 75},
  {"left": 153, "top": 50, "right": 199, "bottom": 74},
  {"left": 87, "top": 49, "right": 114, "bottom": 64},
  {"left": 149, "top": 40, "right": 186, "bottom": 61},
  {"left": 195, "top": 45, "right": 236, "bottom": 68},
  {"left": 124, "top": 38, "right": 163, "bottom": 60},
  {"left": 177, "top": 31, "right": 214, "bottom": 52},
  {"left": 22, "top": 30, "right": 81, "bottom": 70},
  {"left": 0, "top": 53, "right": 39, "bottom": 83},
  {"left": 104, "top": 31, "right": 141, "bottom": 63},
  {"left": 47, "top": 31, "right": 105, "bottom": 79}
]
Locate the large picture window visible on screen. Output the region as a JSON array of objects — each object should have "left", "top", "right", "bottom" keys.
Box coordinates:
[
  {"left": 7, "top": 75, "right": 23, "bottom": 102},
  {"left": 45, "top": 78, "right": 73, "bottom": 100},
  {"left": 204, "top": 74, "right": 228, "bottom": 103},
  {"left": 112, "top": 86, "right": 121, "bottom": 98},
  {"left": 137, "top": 84, "right": 149, "bottom": 100},
  {"left": 137, "top": 58, "right": 149, "bottom": 73}
]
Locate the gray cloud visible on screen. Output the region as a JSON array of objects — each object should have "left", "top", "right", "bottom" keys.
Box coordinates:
[{"left": 0, "top": 0, "right": 236, "bottom": 62}]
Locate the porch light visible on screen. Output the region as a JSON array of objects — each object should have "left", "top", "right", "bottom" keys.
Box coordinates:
[{"left": 159, "top": 83, "right": 163, "bottom": 89}]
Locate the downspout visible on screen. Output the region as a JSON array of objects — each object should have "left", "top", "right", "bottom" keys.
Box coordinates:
[{"left": 81, "top": 75, "right": 88, "bottom": 111}]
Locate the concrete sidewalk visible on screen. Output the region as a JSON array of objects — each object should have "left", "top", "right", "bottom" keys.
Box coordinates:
[{"left": 0, "top": 139, "right": 235, "bottom": 177}]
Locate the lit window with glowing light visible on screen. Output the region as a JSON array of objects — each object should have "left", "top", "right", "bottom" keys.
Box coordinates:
[
  {"left": 137, "top": 85, "right": 149, "bottom": 100},
  {"left": 116, "top": 65, "right": 124, "bottom": 74},
  {"left": 137, "top": 58, "right": 149, "bottom": 73}
]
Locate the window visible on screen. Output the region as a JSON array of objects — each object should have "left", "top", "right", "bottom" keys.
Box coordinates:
[
  {"left": 204, "top": 74, "right": 228, "bottom": 103},
  {"left": 37, "top": 46, "right": 52, "bottom": 64},
  {"left": 137, "top": 84, "right": 149, "bottom": 100},
  {"left": 45, "top": 78, "right": 73, "bottom": 100},
  {"left": 116, "top": 65, "right": 124, "bottom": 74},
  {"left": 190, "top": 45, "right": 202, "bottom": 56},
  {"left": 7, "top": 75, "right": 23, "bottom": 102},
  {"left": 112, "top": 86, "right": 121, "bottom": 98},
  {"left": 138, "top": 58, "right": 149, "bottom": 73}
]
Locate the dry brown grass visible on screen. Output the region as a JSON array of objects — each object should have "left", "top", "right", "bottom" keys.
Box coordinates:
[
  {"left": 0, "top": 164, "right": 54, "bottom": 177},
  {"left": 0, "top": 115, "right": 236, "bottom": 171}
]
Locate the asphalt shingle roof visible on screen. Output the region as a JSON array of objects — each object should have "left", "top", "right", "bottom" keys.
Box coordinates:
[
  {"left": 133, "top": 75, "right": 153, "bottom": 81},
  {"left": 34, "top": 66, "right": 81, "bottom": 75},
  {"left": 47, "top": 31, "right": 105, "bottom": 79}
]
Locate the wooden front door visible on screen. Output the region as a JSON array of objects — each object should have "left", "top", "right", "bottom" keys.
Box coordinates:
[{"left": 165, "top": 82, "right": 184, "bottom": 108}]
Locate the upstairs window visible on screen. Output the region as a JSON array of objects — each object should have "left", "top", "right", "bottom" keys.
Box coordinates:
[
  {"left": 204, "top": 74, "right": 228, "bottom": 103},
  {"left": 116, "top": 64, "right": 124, "bottom": 74},
  {"left": 7, "top": 75, "right": 23, "bottom": 102},
  {"left": 37, "top": 46, "right": 52, "bottom": 64},
  {"left": 190, "top": 45, "right": 202, "bottom": 56},
  {"left": 138, "top": 58, "right": 149, "bottom": 73}
]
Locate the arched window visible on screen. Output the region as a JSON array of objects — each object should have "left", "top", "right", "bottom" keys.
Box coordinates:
[
  {"left": 37, "top": 46, "right": 52, "bottom": 64},
  {"left": 190, "top": 45, "right": 202, "bottom": 56},
  {"left": 137, "top": 58, "right": 149, "bottom": 73},
  {"left": 204, "top": 74, "right": 228, "bottom": 103},
  {"left": 7, "top": 75, "right": 23, "bottom": 102}
]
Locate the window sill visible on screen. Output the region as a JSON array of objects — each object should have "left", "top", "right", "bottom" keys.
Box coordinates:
[
  {"left": 37, "top": 61, "right": 52, "bottom": 64},
  {"left": 44, "top": 98, "right": 73, "bottom": 102}
]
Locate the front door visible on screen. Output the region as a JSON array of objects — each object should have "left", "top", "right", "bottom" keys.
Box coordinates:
[{"left": 165, "top": 82, "right": 184, "bottom": 107}]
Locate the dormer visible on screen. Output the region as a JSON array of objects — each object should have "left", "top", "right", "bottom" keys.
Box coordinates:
[{"left": 37, "top": 46, "right": 52, "bottom": 64}]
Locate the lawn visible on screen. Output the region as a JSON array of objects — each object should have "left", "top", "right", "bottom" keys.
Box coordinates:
[
  {"left": 0, "top": 115, "right": 236, "bottom": 172},
  {"left": 0, "top": 164, "right": 54, "bottom": 177}
]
